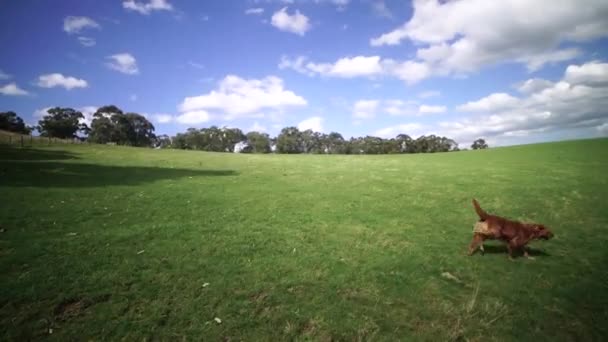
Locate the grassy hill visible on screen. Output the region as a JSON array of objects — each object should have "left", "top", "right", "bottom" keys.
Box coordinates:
[{"left": 1, "top": 139, "right": 607, "bottom": 340}]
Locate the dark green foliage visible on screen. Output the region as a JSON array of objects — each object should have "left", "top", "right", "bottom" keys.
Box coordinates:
[
  {"left": 0, "top": 111, "right": 30, "bottom": 134},
  {"left": 472, "top": 138, "right": 489, "bottom": 150},
  {"left": 246, "top": 131, "right": 271, "bottom": 153},
  {"left": 88, "top": 105, "right": 156, "bottom": 147},
  {"left": 37, "top": 107, "right": 88, "bottom": 139},
  {"left": 276, "top": 126, "right": 303, "bottom": 154}
]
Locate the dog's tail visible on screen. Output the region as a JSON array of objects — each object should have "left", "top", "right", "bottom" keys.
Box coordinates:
[{"left": 472, "top": 198, "right": 489, "bottom": 220}]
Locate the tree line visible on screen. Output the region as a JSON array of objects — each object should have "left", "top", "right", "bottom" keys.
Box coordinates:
[{"left": 0, "top": 109, "right": 489, "bottom": 153}]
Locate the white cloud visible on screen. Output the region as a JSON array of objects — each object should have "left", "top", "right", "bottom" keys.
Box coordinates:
[
  {"left": 188, "top": 61, "right": 205, "bottom": 69},
  {"left": 37, "top": 73, "right": 88, "bottom": 90},
  {"left": 281, "top": 55, "right": 384, "bottom": 78},
  {"left": 153, "top": 114, "right": 173, "bottom": 123},
  {"left": 63, "top": 16, "right": 100, "bottom": 34},
  {"left": 379, "top": 100, "right": 446, "bottom": 116},
  {"left": 245, "top": 8, "right": 264, "bottom": 15},
  {"left": 249, "top": 121, "right": 267, "bottom": 132},
  {"left": 0, "top": 70, "right": 11, "bottom": 80},
  {"left": 419, "top": 105, "right": 446, "bottom": 114},
  {"left": 0, "top": 82, "right": 28, "bottom": 96},
  {"left": 353, "top": 100, "right": 379, "bottom": 119},
  {"left": 123, "top": 0, "right": 173, "bottom": 15},
  {"left": 106, "top": 53, "right": 139, "bottom": 75},
  {"left": 271, "top": 7, "right": 311, "bottom": 36},
  {"left": 374, "top": 124, "right": 424, "bottom": 138},
  {"left": 178, "top": 75, "right": 306, "bottom": 120},
  {"left": 298, "top": 116, "right": 324, "bottom": 132},
  {"left": 278, "top": 55, "right": 315, "bottom": 76},
  {"left": 564, "top": 61, "right": 608, "bottom": 86},
  {"left": 176, "top": 110, "right": 210, "bottom": 125},
  {"left": 372, "top": 1, "right": 392, "bottom": 19},
  {"left": 598, "top": 122, "right": 608, "bottom": 135},
  {"left": 130, "top": 94, "right": 138, "bottom": 101},
  {"left": 457, "top": 93, "right": 519, "bottom": 112},
  {"left": 279, "top": 55, "right": 430, "bottom": 83},
  {"left": 77, "top": 36, "right": 96, "bottom": 47},
  {"left": 370, "top": 0, "right": 608, "bottom": 82},
  {"left": 418, "top": 90, "right": 440, "bottom": 99},
  {"left": 425, "top": 61, "right": 608, "bottom": 145},
  {"left": 516, "top": 79, "right": 554, "bottom": 94}
]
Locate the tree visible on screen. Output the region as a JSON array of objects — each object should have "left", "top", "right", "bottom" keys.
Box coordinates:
[
  {"left": 89, "top": 106, "right": 156, "bottom": 147},
  {"left": 125, "top": 113, "right": 156, "bottom": 147},
  {"left": 246, "top": 131, "right": 271, "bottom": 153},
  {"left": 396, "top": 134, "right": 413, "bottom": 153},
  {"left": 89, "top": 105, "right": 123, "bottom": 144},
  {"left": 0, "top": 111, "right": 30, "bottom": 134},
  {"left": 37, "top": 107, "right": 87, "bottom": 139},
  {"left": 277, "top": 126, "right": 303, "bottom": 154},
  {"left": 325, "top": 132, "right": 345, "bottom": 154},
  {"left": 155, "top": 134, "right": 172, "bottom": 148},
  {"left": 471, "top": 138, "right": 488, "bottom": 150},
  {"left": 222, "top": 127, "right": 246, "bottom": 152}
]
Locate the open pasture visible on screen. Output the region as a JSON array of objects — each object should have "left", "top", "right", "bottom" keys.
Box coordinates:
[{"left": 1, "top": 139, "right": 607, "bottom": 340}]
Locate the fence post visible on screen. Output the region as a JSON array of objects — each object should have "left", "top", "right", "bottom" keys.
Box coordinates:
[
  {"left": 30, "top": 135, "right": 33, "bottom": 146},
  {"left": 8, "top": 136, "right": 11, "bottom": 145},
  {"left": 20, "top": 135, "right": 24, "bottom": 147}
]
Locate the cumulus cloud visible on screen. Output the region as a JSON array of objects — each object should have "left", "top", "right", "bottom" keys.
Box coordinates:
[
  {"left": 106, "top": 53, "right": 139, "bottom": 75},
  {"left": 457, "top": 93, "right": 519, "bottom": 112},
  {"left": 77, "top": 36, "right": 96, "bottom": 47},
  {"left": 63, "top": 16, "right": 100, "bottom": 34},
  {"left": 178, "top": 75, "right": 306, "bottom": 121},
  {"left": 352, "top": 100, "right": 379, "bottom": 119},
  {"left": 0, "top": 70, "right": 11, "bottom": 80},
  {"left": 0, "top": 82, "right": 28, "bottom": 96},
  {"left": 418, "top": 90, "right": 440, "bottom": 99},
  {"left": 279, "top": 55, "right": 431, "bottom": 83},
  {"left": 123, "top": 0, "right": 173, "bottom": 15},
  {"left": 374, "top": 124, "right": 424, "bottom": 138},
  {"left": 271, "top": 7, "right": 311, "bottom": 36},
  {"left": 245, "top": 8, "right": 264, "bottom": 15},
  {"left": 153, "top": 114, "right": 173, "bottom": 123},
  {"left": 378, "top": 61, "right": 608, "bottom": 145},
  {"left": 369, "top": 0, "right": 608, "bottom": 82},
  {"left": 564, "top": 61, "right": 608, "bottom": 86},
  {"left": 175, "top": 110, "right": 210, "bottom": 124},
  {"left": 37, "top": 73, "right": 88, "bottom": 90},
  {"left": 374, "top": 100, "right": 447, "bottom": 117},
  {"left": 372, "top": 0, "right": 393, "bottom": 18},
  {"left": 248, "top": 122, "right": 267, "bottom": 132},
  {"left": 419, "top": 105, "right": 446, "bottom": 114},
  {"left": 298, "top": 116, "right": 324, "bottom": 132}
]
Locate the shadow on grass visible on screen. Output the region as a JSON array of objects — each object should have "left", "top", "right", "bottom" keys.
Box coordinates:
[
  {"left": 0, "top": 146, "right": 79, "bottom": 161},
  {"left": 480, "top": 244, "right": 551, "bottom": 257}
]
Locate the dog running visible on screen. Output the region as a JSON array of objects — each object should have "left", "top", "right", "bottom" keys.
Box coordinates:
[{"left": 468, "top": 199, "right": 554, "bottom": 259}]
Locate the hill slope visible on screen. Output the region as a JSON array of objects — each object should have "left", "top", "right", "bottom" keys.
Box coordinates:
[{"left": 1, "top": 139, "right": 607, "bottom": 340}]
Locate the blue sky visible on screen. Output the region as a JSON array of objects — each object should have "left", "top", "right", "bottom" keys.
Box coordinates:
[{"left": 1, "top": 0, "right": 607, "bottom": 146}]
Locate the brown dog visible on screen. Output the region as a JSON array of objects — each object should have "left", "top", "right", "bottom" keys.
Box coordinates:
[{"left": 468, "top": 199, "right": 554, "bottom": 259}]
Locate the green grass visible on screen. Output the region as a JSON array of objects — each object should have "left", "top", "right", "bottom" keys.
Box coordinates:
[{"left": 1, "top": 139, "right": 608, "bottom": 341}]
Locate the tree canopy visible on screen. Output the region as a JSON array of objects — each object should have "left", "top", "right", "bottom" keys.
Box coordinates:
[
  {"left": 471, "top": 138, "right": 489, "bottom": 150},
  {"left": 88, "top": 105, "right": 156, "bottom": 147},
  {"left": 37, "top": 107, "right": 88, "bottom": 139},
  {"left": 0, "top": 111, "right": 30, "bottom": 134}
]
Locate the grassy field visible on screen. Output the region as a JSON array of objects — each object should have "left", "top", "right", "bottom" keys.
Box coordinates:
[{"left": 1, "top": 139, "right": 608, "bottom": 341}]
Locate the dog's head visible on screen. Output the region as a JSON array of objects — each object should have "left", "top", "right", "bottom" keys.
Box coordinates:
[{"left": 533, "top": 224, "right": 554, "bottom": 240}]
